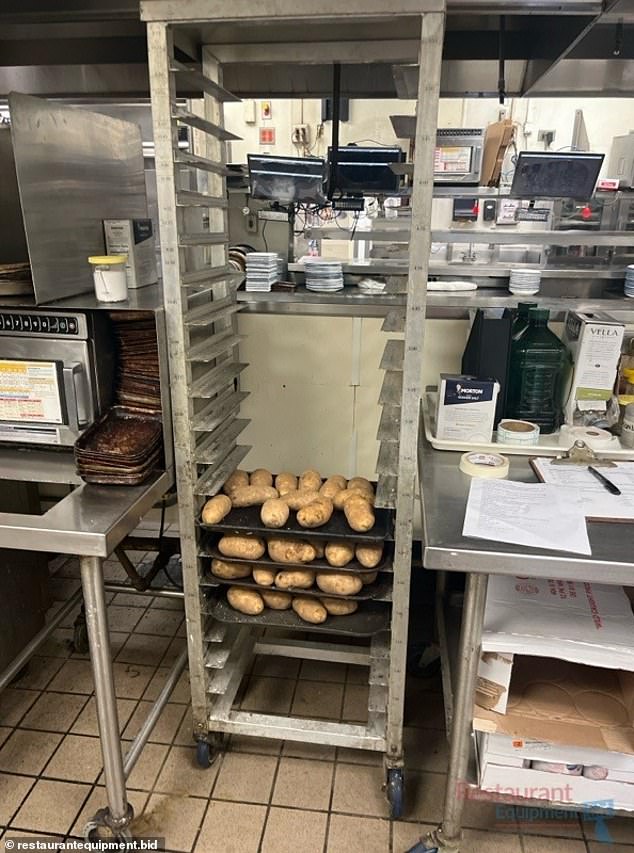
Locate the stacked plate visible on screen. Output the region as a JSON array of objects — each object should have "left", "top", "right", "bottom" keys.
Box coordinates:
[
  {"left": 245, "top": 252, "right": 279, "bottom": 292},
  {"left": 75, "top": 407, "right": 163, "bottom": 486},
  {"left": 625, "top": 265, "right": 634, "bottom": 298},
  {"left": 508, "top": 268, "right": 541, "bottom": 296},
  {"left": 304, "top": 259, "right": 344, "bottom": 292},
  {"left": 111, "top": 314, "right": 161, "bottom": 413}
]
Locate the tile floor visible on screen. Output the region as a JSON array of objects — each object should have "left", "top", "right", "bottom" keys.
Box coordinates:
[{"left": 0, "top": 551, "right": 632, "bottom": 853}]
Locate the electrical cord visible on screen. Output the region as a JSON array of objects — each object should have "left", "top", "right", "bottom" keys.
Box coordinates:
[{"left": 262, "top": 218, "right": 269, "bottom": 251}]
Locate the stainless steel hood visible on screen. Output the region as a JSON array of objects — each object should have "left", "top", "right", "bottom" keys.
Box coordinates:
[{"left": 0, "top": 0, "right": 632, "bottom": 99}]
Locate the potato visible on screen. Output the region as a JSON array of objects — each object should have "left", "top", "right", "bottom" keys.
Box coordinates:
[
  {"left": 275, "top": 472, "right": 298, "bottom": 496},
  {"left": 355, "top": 542, "right": 383, "bottom": 569},
  {"left": 211, "top": 558, "right": 252, "bottom": 580},
  {"left": 316, "top": 572, "right": 363, "bottom": 596},
  {"left": 348, "top": 476, "right": 374, "bottom": 497},
  {"left": 252, "top": 567, "right": 276, "bottom": 586},
  {"left": 324, "top": 542, "right": 355, "bottom": 567},
  {"left": 261, "top": 590, "right": 292, "bottom": 610},
  {"left": 250, "top": 468, "right": 273, "bottom": 487},
  {"left": 344, "top": 495, "right": 375, "bottom": 533},
  {"left": 275, "top": 569, "right": 316, "bottom": 590},
  {"left": 332, "top": 488, "right": 376, "bottom": 510},
  {"left": 268, "top": 537, "right": 317, "bottom": 564},
  {"left": 297, "top": 496, "right": 334, "bottom": 529},
  {"left": 361, "top": 571, "right": 378, "bottom": 585},
  {"left": 223, "top": 469, "right": 249, "bottom": 497},
  {"left": 292, "top": 596, "right": 327, "bottom": 624},
  {"left": 227, "top": 587, "right": 263, "bottom": 615},
  {"left": 218, "top": 534, "right": 266, "bottom": 560},
  {"left": 261, "top": 498, "right": 290, "bottom": 529},
  {"left": 201, "top": 494, "right": 232, "bottom": 525},
  {"left": 320, "top": 475, "right": 347, "bottom": 499},
  {"left": 309, "top": 540, "right": 325, "bottom": 559},
  {"left": 281, "top": 488, "right": 320, "bottom": 510},
  {"left": 231, "top": 485, "right": 279, "bottom": 507},
  {"left": 320, "top": 597, "right": 358, "bottom": 616},
  {"left": 299, "top": 469, "right": 321, "bottom": 492}
]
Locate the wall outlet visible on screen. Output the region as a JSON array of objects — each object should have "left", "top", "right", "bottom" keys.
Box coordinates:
[
  {"left": 246, "top": 212, "right": 257, "bottom": 233},
  {"left": 538, "top": 129, "right": 556, "bottom": 147},
  {"left": 292, "top": 124, "right": 310, "bottom": 145}
]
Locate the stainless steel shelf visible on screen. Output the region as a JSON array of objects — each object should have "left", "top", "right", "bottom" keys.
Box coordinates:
[
  {"left": 418, "top": 422, "right": 634, "bottom": 584},
  {"left": 307, "top": 226, "right": 634, "bottom": 247},
  {"left": 237, "top": 287, "right": 634, "bottom": 321},
  {"left": 0, "top": 469, "right": 173, "bottom": 557}
]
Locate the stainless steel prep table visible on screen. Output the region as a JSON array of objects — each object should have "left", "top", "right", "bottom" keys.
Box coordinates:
[
  {"left": 0, "top": 283, "right": 182, "bottom": 841},
  {"left": 411, "top": 423, "right": 634, "bottom": 852}
]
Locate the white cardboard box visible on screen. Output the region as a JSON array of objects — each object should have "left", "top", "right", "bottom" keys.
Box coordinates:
[
  {"left": 562, "top": 311, "right": 624, "bottom": 422},
  {"left": 104, "top": 219, "right": 157, "bottom": 289},
  {"left": 476, "top": 576, "right": 634, "bottom": 714},
  {"left": 435, "top": 374, "right": 500, "bottom": 443}
]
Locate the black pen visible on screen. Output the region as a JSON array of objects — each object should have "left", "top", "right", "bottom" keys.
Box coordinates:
[{"left": 588, "top": 466, "right": 622, "bottom": 496}]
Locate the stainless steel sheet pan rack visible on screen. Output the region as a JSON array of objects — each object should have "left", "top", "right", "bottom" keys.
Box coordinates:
[{"left": 142, "top": 0, "right": 445, "bottom": 826}]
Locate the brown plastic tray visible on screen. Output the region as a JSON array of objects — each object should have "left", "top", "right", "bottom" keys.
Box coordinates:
[
  {"left": 199, "top": 503, "right": 393, "bottom": 543},
  {"left": 200, "top": 535, "right": 392, "bottom": 575},
  {"left": 206, "top": 591, "right": 390, "bottom": 637},
  {"left": 202, "top": 568, "right": 392, "bottom": 601}
]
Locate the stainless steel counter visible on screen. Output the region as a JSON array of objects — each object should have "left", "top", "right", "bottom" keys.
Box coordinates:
[
  {"left": 0, "top": 468, "right": 172, "bottom": 557},
  {"left": 0, "top": 283, "right": 165, "bottom": 313},
  {"left": 238, "top": 286, "right": 634, "bottom": 320},
  {"left": 419, "top": 427, "right": 634, "bottom": 584}
]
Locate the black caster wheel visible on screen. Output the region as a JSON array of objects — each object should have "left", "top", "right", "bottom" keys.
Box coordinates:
[
  {"left": 73, "top": 620, "right": 90, "bottom": 655},
  {"left": 405, "top": 844, "right": 438, "bottom": 853},
  {"left": 195, "top": 735, "right": 223, "bottom": 768},
  {"left": 386, "top": 768, "right": 405, "bottom": 819}
]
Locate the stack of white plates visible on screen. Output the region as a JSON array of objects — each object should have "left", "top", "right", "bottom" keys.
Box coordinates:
[
  {"left": 625, "top": 265, "right": 634, "bottom": 298},
  {"left": 245, "top": 252, "right": 279, "bottom": 292},
  {"left": 304, "top": 258, "right": 344, "bottom": 292},
  {"left": 508, "top": 268, "right": 541, "bottom": 296}
]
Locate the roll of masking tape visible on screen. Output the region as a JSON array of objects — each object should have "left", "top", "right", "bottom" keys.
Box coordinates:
[
  {"left": 559, "top": 424, "right": 616, "bottom": 451},
  {"left": 459, "top": 451, "right": 510, "bottom": 479},
  {"left": 497, "top": 419, "right": 540, "bottom": 447}
]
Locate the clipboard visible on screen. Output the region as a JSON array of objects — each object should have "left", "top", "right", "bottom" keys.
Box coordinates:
[{"left": 530, "top": 455, "right": 634, "bottom": 524}]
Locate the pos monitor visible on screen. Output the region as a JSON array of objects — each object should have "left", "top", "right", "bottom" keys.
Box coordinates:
[
  {"left": 327, "top": 146, "right": 404, "bottom": 196},
  {"left": 509, "top": 151, "right": 604, "bottom": 200},
  {"left": 247, "top": 154, "right": 326, "bottom": 204}
]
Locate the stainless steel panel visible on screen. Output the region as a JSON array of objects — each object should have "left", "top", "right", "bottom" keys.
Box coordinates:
[
  {"left": 0, "top": 126, "right": 28, "bottom": 266},
  {"left": 9, "top": 92, "right": 148, "bottom": 304}
]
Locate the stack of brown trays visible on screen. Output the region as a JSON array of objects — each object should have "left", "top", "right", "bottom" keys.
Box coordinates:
[
  {"left": 111, "top": 313, "right": 161, "bottom": 413},
  {"left": 74, "top": 406, "right": 163, "bottom": 485}
]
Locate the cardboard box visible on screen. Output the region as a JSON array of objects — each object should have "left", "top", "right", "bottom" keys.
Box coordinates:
[
  {"left": 104, "top": 219, "right": 157, "bottom": 289},
  {"left": 476, "top": 576, "right": 634, "bottom": 714},
  {"left": 435, "top": 374, "right": 499, "bottom": 443},
  {"left": 481, "top": 119, "right": 515, "bottom": 188},
  {"left": 562, "top": 311, "right": 625, "bottom": 422},
  {"left": 474, "top": 660, "right": 634, "bottom": 811}
]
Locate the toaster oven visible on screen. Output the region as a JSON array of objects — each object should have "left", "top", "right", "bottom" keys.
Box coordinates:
[{"left": 0, "top": 309, "right": 114, "bottom": 447}]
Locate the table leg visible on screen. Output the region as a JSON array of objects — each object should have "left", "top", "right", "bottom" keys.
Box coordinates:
[
  {"left": 407, "top": 572, "right": 489, "bottom": 853},
  {"left": 79, "top": 555, "right": 133, "bottom": 837}
]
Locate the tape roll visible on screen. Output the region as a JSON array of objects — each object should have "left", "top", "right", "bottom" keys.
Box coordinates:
[
  {"left": 559, "top": 425, "right": 616, "bottom": 450},
  {"left": 497, "top": 419, "right": 540, "bottom": 447},
  {"left": 459, "top": 451, "right": 510, "bottom": 479}
]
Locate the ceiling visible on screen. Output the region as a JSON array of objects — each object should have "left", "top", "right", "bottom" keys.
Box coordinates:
[{"left": 0, "top": 0, "right": 633, "bottom": 98}]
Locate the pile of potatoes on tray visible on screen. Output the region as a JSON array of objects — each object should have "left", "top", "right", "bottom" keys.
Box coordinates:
[
  {"left": 201, "top": 467, "right": 376, "bottom": 534},
  {"left": 211, "top": 532, "right": 384, "bottom": 623}
]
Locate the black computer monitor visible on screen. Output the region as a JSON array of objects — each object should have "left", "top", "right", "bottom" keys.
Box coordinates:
[
  {"left": 247, "top": 154, "right": 326, "bottom": 204},
  {"left": 327, "top": 146, "right": 404, "bottom": 196},
  {"left": 509, "top": 151, "right": 605, "bottom": 200}
]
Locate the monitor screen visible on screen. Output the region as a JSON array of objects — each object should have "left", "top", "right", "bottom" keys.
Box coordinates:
[
  {"left": 328, "top": 146, "right": 404, "bottom": 195},
  {"left": 247, "top": 154, "right": 326, "bottom": 204},
  {"left": 509, "top": 151, "right": 605, "bottom": 200}
]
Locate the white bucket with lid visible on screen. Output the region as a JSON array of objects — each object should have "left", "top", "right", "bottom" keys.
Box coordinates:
[{"left": 88, "top": 254, "right": 128, "bottom": 303}]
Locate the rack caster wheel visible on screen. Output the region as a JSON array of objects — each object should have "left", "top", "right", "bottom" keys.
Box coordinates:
[
  {"left": 405, "top": 844, "right": 438, "bottom": 853},
  {"left": 73, "top": 609, "right": 89, "bottom": 654},
  {"left": 386, "top": 768, "right": 404, "bottom": 819},
  {"left": 195, "top": 735, "right": 223, "bottom": 768}
]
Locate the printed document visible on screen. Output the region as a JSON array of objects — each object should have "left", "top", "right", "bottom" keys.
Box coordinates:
[
  {"left": 531, "top": 458, "right": 634, "bottom": 521},
  {"left": 463, "top": 479, "right": 591, "bottom": 555}
]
